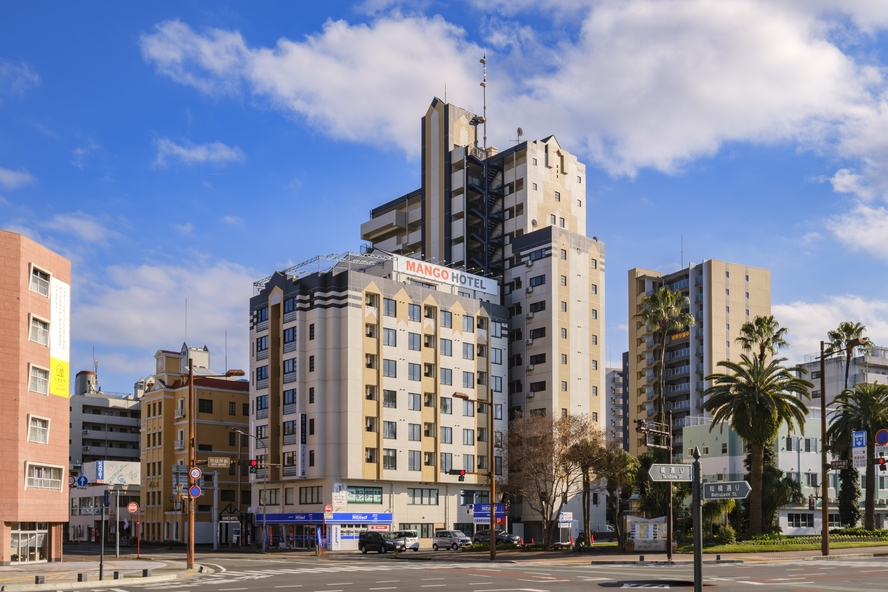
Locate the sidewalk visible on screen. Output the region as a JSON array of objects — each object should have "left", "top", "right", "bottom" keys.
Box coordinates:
[{"left": 0, "top": 555, "right": 193, "bottom": 591}]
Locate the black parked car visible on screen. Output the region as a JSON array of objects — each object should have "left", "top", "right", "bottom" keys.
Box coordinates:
[
  {"left": 358, "top": 531, "right": 405, "bottom": 554},
  {"left": 471, "top": 529, "right": 521, "bottom": 545}
]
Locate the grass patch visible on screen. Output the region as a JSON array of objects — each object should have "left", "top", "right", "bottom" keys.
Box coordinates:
[{"left": 676, "top": 540, "right": 888, "bottom": 554}]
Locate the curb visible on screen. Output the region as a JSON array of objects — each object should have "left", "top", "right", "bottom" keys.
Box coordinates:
[
  {"left": 805, "top": 553, "right": 875, "bottom": 561},
  {"left": 0, "top": 574, "right": 176, "bottom": 591},
  {"left": 590, "top": 560, "right": 744, "bottom": 565}
]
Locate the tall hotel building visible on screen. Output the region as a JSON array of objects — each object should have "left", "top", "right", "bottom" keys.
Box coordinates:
[
  {"left": 249, "top": 253, "right": 508, "bottom": 548},
  {"left": 247, "top": 98, "right": 605, "bottom": 547},
  {"left": 0, "top": 230, "right": 71, "bottom": 564},
  {"left": 627, "top": 261, "right": 771, "bottom": 458}
]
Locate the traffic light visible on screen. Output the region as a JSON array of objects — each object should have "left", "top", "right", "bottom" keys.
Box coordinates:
[
  {"left": 448, "top": 469, "right": 466, "bottom": 481},
  {"left": 808, "top": 497, "right": 815, "bottom": 511},
  {"left": 249, "top": 459, "right": 258, "bottom": 474},
  {"left": 459, "top": 470, "right": 465, "bottom": 482},
  {"left": 878, "top": 457, "right": 887, "bottom": 472}
]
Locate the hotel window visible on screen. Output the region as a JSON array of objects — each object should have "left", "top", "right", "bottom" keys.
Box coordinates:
[
  {"left": 408, "top": 304, "right": 421, "bottom": 321},
  {"left": 383, "top": 421, "right": 397, "bottom": 439},
  {"left": 309, "top": 323, "right": 315, "bottom": 340},
  {"left": 560, "top": 275, "right": 567, "bottom": 286},
  {"left": 283, "top": 358, "right": 297, "bottom": 374},
  {"left": 463, "top": 454, "right": 475, "bottom": 472},
  {"left": 440, "top": 397, "right": 452, "bottom": 414},
  {"left": 463, "top": 371, "right": 475, "bottom": 388},
  {"left": 554, "top": 191, "right": 561, "bottom": 202},
  {"left": 561, "top": 328, "right": 567, "bottom": 339},
  {"left": 441, "top": 310, "right": 452, "bottom": 328},
  {"left": 463, "top": 342, "right": 474, "bottom": 360},
  {"left": 383, "top": 359, "right": 397, "bottom": 377},
  {"left": 559, "top": 217, "right": 565, "bottom": 228},
  {"left": 561, "top": 301, "right": 567, "bottom": 312},
  {"left": 408, "top": 392, "right": 421, "bottom": 410},
  {"left": 532, "top": 182, "right": 538, "bottom": 190},
  {"left": 30, "top": 266, "right": 51, "bottom": 296},
  {"left": 383, "top": 328, "right": 397, "bottom": 346},
  {"left": 591, "top": 360, "right": 598, "bottom": 370},
  {"left": 440, "top": 453, "right": 453, "bottom": 473},
  {"left": 256, "top": 335, "right": 268, "bottom": 353},
  {"left": 408, "top": 451, "right": 420, "bottom": 471},
  {"left": 383, "top": 298, "right": 396, "bottom": 317},
  {"left": 561, "top": 354, "right": 567, "bottom": 364},
  {"left": 408, "top": 363, "right": 421, "bottom": 381},
  {"left": 492, "top": 348, "right": 502, "bottom": 365},
  {"left": 463, "top": 399, "right": 475, "bottom": 417},
  {"left": 463, "top": 315, "right": 475, "bottom": 333},
  {"left": 383, "top": 449, "right": 397, "bottom": 470},
  {"left": 561, "top": 381, "right": 567, "bottom": 391},
  {"left": 592, "top": 412, "right": 598, "bottom": 422},
  {"left": 408, "top": 424, "right": 421, "bottom": 441},
  {"left": 28, "top": 365, "right": 49, "bottom": 395},
  {"left": 440, "top": 338, "right": 452, "bottom": 356},
  {"left": 441, "top": 368, "right": 452, "bottom": 385},
  {"left": 591, "top": 284, "right": 598, "bottom": 295},
  {"left": 284, "top": 327, "right": 297, "bottom": 344},
  {"left": 549, "top": 214, "right": 556, "bottom": 224},
  {"left": 591, "top": 258, "right": 597, "bottom": 269},
  {"left": 592, "top": 334, "right": 598, "bottom": 345},
  {"left": 441, "top": 427, "right": 452, "bottom": 444},
  {"left": 591, "top": 309, "right": 598, "bottom": 319},
  {"left": 408, "top": 332, "right": 421, "bottom": 350},
  {"left": 309, "top": 355, "right": 315, "bottom": 372},
  {"left": 592, "top": 386, "right": 598, "bottom": 395},
  {"left": 27, "top": 416, "right": 49, "bottom": 444},
  {"left": 309, "top": 387, "right": 315, "bottom": 404},
  {"left": 29, "top": 316, "right": 49, "bottom": 346},
  {"left": 491, "top": 375, "right": 502, "bottom": 392},
  {"left": 383, "top": 389, "right": 397, "bottom": 408},
  {"left": 256, "top": 395, "right": 269, "bottom": 411}
]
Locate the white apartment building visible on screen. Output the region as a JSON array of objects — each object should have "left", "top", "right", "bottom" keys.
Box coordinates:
[{"left": 248, "top": 252, "right": 509, "bottom": 550}]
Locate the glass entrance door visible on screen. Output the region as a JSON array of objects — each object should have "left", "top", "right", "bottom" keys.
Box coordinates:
[{"left": 9, "top": 523, "right": 48, "bottom": 563}]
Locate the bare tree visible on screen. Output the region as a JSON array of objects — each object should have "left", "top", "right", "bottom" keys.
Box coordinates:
[{"left": 503, "top": 412, "right": 589, "bottom": 546}]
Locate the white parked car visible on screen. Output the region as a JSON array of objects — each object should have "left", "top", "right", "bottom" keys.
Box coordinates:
[
  {"left": 432, "top": 530, "right": 471, "bottom": 551},
  {"left": 392, "top": 530, "right": 420, "bottom": 551}
]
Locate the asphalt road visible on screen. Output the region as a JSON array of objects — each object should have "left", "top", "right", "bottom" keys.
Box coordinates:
[{"left": 98, "top": 554, "right": 888, "bottom": 592}]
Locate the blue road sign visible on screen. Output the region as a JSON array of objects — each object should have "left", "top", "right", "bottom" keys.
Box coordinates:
[
  {"left": 76, "top": 475, "right": 88, "bottom": 487},
  {"left": 103, "top": 490, "right": 109, "bottom": 507},
  {"left": 853, "top": 430, "right": 867, "bottom": 449},
  {"left": 189, "top": 485, "right": 202, "bottom": 498},
  {"left": 877, "top": 429, "right": 888, "bottom": 446}
]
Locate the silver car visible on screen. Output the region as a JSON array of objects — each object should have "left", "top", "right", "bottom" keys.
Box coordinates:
[
  {"left": 432, "top": 529, "right": 471, "bottom": 551},
  {"left": 392, "top": 529, "right": 420, "bottom": 552}
]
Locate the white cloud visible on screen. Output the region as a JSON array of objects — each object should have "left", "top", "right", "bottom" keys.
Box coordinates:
[
  {"left": 826, "top": 201, "right": 888, "bottom": 261},
  {"left": 173, "top": 222, "right": 194, "bottom": 235},
  {"left": 41, "top": 211, "right": 121, "bottom": 245},
  {"left": 0, "top": 166, "right": 35, "bottom": 189},
  {"left": 220, "top": 215, "right": 241, "bottom": 225},
  {"left": 141, "top": 17, "right": 482, "bottom": 155},
  {"left": 154, "top": 137, "right": 245, "bottom": 167},
  {"left": 72, "top": 138, "right": 101, "bottom": 170},
  {"left": 0, "top": 59, "right": 40, "bottom": 97},
  {"left": 74, "top": 261, "right": 255, "bottom": 372},
  {"left": 774, "top": 295, "right": 888, "bottom": 364}
]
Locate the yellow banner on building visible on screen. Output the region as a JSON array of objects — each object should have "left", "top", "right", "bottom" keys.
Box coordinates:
[{"left": 49, "top": 278, "right": 70, "bottom": 397}]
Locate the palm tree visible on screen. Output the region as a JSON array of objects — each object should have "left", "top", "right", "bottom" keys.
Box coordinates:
[
  {"left": 826, "top": 321, "right": 871, "bottom": 391},
  {"left": 635, "top": 286, "right": 695, "bottom": 425},
  {"left": 703, "top": 355, "right": 813, "bottom": 535},
  {"left": 735, "top": 315, "right": 789, "bottom": 363},
  {"left": 826, "top": 383, "right": 888, "bottom": 530}
]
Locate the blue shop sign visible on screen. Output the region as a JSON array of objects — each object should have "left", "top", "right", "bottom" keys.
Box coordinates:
[
  {"left": 326, "top": 512, "right": 393, "bottom": 524},
  {"left": 258, "top": 512, "right": 324, "bottom": 524}
]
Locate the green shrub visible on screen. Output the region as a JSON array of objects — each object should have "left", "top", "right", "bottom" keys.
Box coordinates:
[{"left": 715, "top": 524, "right": 736, "bottom": 545}]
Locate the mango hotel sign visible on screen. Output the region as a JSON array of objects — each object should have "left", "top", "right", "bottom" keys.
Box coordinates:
[{"left": 394, "top": 256, "right": 499, "bottom": 298}]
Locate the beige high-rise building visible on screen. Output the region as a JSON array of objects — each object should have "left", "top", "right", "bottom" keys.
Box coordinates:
[
  {"left": 627, "top": 260, "right": 771, "bottom": 458},
  {"left": 361, "top": 98, "right": 605, "bottom": 427},
  {"left": 248, "top": 252, "right": 509, "bottom": 549}
]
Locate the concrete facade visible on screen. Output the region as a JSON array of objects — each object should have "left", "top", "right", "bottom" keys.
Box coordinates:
[
  {"left": 627, "top": 260, "right": 772, "bottom": 459},
  {"left": 0, "top": 230, "right": 71, "bottom": 564}
]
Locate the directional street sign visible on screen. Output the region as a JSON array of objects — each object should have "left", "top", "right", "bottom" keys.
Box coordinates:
[
  {"left": 853, "top": 430, "right": 868, "bottom": 469},
  {"left": 702, "top": 481, "right": 751, "bottom": 500},
  {"left": 207, "top": 457, "right": 231, "bottom": 468},
  {"left": 649, "top": 463, "right": 693, "bottom": 482},
  {"left": 830, "top": 459, "right": 850, "bottom": 470},
  {"left": 76, "top": 475, "right": 88, "bottom": 488}
]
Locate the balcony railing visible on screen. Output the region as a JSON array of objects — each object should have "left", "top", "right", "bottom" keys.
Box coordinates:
[{"left": 174, "top": 439, "right": 185, "bottom": 449}]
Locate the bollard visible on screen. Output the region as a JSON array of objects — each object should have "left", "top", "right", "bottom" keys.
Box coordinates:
[
  {"left": 142, "top": 569, "right": 152, "bottom": 577},
  {"left": 717, "top": 554, "right": 721, "bottom": 561},
  {"left": 113, "top": 571, "right": 120, "bottom": 580},
  {"left": 35, "top": 576, "right": 45, "bottom": 584},
  {"left": 77, "top": 573, "right": 88, "bottom": 582}
]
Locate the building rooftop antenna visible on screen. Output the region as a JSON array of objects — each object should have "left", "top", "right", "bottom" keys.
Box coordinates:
[{"left": 480, "top": 56, "right": 488, "bottom": 151}]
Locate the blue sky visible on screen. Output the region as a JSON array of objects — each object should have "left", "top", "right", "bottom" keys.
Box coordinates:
[{"left": 2, "top": 1, "right": 888, "bottom": 394}]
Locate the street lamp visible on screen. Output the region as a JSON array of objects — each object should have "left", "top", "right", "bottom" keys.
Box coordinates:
[
  {"left": 232, "top": 428, "right": 269, "bottom": 554},
  {"left": 185, "top": 360, "right": 245, "bottom": 569},
  {"left": 453, "top": 392, "right": 498, "bottom": 561},
  {"left": 819, "top": 337, "right": 864, "bottom": 557}
]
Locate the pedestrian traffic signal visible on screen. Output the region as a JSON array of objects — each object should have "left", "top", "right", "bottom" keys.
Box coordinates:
[
  {"left": 878, "top": 457, "right": 887, "bottom": 472},
  {"left": 808, "top": 497, "right": 815, "bottom": 511},
  {"left": 249, "top": 459, "right": 258, "bottom": 474}
]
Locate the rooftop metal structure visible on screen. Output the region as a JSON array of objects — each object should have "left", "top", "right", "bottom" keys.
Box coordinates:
[{"left": 253, "top": 251, "right": 393, "bottom": 294}]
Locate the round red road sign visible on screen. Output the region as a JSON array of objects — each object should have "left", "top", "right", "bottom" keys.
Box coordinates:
[
  {"left": 127, "top": 501, "right": 140, "bottom": 513},
  {"left": 876, "top": 429, "right": 888, "bottom": 446},
  {"left": 324, "top": 504, "right": 333, "bottom": 513},
  {"left": 68, "top": 476, "right": 76, "bottom": 487}
]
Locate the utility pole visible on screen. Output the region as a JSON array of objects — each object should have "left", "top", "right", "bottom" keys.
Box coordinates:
[{"left": 634, "top": 416, "right": 674, "bottom": 562}]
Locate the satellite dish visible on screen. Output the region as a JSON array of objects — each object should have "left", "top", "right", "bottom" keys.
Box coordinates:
[
  {"left": 517, "top": 127, "right": 523, "bottom": 137},
  {"left": 531, "top": 219, "right": 538, "bottom": 227}
]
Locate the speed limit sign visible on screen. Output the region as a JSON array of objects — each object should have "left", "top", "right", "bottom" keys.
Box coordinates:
[{"left": 189, "top": 467, "right": 202, "bottom": 480}]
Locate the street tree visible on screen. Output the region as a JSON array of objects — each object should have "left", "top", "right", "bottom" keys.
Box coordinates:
[
  {"left": 827, "top": 382, "right": 888, "bottom": 530},
  {"left": 503, "top": 412, "right": 590, "bottom": 546},
  {"left": 735, "top": 315, "right": 789, "bottom": 363},
  {"left": 635, "top": 286, "right": 695, "bottom": 426},
  {"left": 703, "top": 354, "right": 812, "bottom": 535},
  {"left": 565, "top": 429, "right": 606, "bottom": 545}
]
